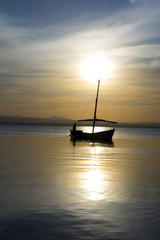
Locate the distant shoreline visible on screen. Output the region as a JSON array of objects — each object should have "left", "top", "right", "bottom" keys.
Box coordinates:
[
  {"left": 0, "top": 115, "right": 160, "bottom": 128},
  {"left": 0, "top": 122, "right": 160, "bottom": 128}
]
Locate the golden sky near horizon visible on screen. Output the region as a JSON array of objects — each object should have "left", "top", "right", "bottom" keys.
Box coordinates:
[{"left": 0, "top": 0, "right": 160, "bottom": 123}]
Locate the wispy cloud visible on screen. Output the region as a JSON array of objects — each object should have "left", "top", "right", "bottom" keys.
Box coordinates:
[{"left": 0, "top": 0, "right": 160, "bottom": 121}]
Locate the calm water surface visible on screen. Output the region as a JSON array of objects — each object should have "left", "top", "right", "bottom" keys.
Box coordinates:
[{"left": 0, "top": 125, "right": 160, "bottom": 239}]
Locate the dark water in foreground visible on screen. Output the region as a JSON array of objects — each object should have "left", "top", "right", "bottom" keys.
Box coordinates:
[{"left": 0, "top": 126, "right": 160, "bottom": 239}]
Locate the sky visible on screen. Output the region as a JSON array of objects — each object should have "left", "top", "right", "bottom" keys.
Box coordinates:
[{"left": 0, "top": 0, "right": 160, "bottom": 123}]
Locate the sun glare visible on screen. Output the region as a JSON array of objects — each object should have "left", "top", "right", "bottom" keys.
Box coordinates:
[
  {"left": 84, "top": 170, "right": 105, "bottom": 201},
  {"left": 80, "top": 53, "right": 113, "bottom": 82}
]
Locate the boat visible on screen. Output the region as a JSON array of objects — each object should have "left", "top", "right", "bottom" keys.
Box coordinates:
[{"left": 70, "top": 80, "right": 117, "bottom": 141}]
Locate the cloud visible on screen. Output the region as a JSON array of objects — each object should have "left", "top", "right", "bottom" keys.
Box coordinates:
[
  {"left": 0, "top": 0, "right": 160, "bottom": 119},
  {"left": 112, "top": 44, "right": 160, "bottom": 59}
]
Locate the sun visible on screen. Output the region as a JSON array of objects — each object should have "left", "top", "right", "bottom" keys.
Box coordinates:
[{"left": 80, "top": 53, "right": 113, "bottom": 82}]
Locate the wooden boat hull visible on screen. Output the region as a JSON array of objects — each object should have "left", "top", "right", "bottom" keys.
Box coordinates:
[{"left": 70, "top": 128, "right": 115, "bottom": 141}]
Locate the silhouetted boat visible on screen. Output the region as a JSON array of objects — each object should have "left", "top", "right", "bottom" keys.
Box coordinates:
[{"left": 70, "top": 80, "right": 117, "bottom": 141}]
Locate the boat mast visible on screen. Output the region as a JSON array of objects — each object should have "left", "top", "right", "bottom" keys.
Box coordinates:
[{"left": 92, "top": 79, "right": 100, "bottom": 133}]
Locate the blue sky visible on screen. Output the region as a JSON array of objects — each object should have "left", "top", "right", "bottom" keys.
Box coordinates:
[
  {"left": 0, "top": 0, "right": 160, "bottom": 122},
  {"left": 0, "top": 0, "right": 131, "bottom": 25}
]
